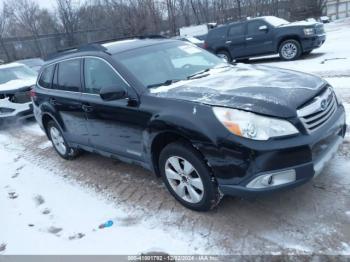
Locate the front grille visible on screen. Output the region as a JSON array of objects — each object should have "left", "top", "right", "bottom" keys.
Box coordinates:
[
  {"left": 297, "top": 87, "right": 337, "bottom": 133},
  {"left": 315, "top": 24, "right": 325, "bottom": 35}
]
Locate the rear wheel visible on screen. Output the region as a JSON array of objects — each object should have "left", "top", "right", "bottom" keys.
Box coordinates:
[
  {"left": 216, "top": 50, "right": 232, "bottom": 63},
  {"left": 46, "top": 121, "right": 80, "bottom": 160},
  {"left": 159, "top": 142, "right": 221, "bottom": 211},
  {"left": 279, "top": 39, "right": 302, "bottom": 61}
]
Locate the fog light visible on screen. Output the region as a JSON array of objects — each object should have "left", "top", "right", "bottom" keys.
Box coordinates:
[{"left": 246, "top": 169, "right": 296, "bottom": 189}]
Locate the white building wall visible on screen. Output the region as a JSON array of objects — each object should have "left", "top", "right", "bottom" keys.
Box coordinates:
[{"left": 326, "top": 0, "right": 350, "bottom": 20}]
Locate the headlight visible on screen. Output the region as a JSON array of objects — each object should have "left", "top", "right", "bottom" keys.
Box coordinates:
[
  {"left": 213, "top": 107, "right": 299, "bottom": 140},
  {"left": 304, "top": 28, "right": 315, "bottom": 36}
]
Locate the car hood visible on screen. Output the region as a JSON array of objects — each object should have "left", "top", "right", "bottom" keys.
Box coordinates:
[
  {"left": 150, "top": 64, "right": 327, "bottom": 118},
  {"left": 0, "top": 77, "right": 37, "bottom": 94},
  {"left": 279, "top": 21, "right": 321, "bottom": 27}
]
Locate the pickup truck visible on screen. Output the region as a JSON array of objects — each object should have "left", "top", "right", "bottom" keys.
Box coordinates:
[{"left": 204, "top": 16, "right": 326, "bottom": 61}]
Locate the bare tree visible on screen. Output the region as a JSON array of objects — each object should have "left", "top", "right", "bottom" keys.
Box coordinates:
[
  {"left": 0, "top": 2, "right": 11, "bottom": 61},
  {"left": 56, "top": 0, "right": 80, "bottom": 46},
  {"left": 11, "top": 0, "right": 44, "bottom": 57}
]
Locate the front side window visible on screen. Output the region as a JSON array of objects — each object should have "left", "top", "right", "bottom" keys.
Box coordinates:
[
  {"left": 38, "top": 65, "right": 55, "bottom": 88},
  {"left": 247, "top": 21, "right": 269, "bottom": 35},
  {"left": 113, "top": 42, "right": 225, "bottom": 88},
  {"left": 57, "top": 59, "right": 81, "bottom": 92},
  {"left": 84, "top": 58, "right": 128, "bottom": 94}
]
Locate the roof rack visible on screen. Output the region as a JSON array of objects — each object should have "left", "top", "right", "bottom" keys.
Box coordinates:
[
  {"left": 45, "top": 34, "right": 167, "bottom": 61},
  {"left": 45, "top": 43, "right": 109, "bottom": 61}
]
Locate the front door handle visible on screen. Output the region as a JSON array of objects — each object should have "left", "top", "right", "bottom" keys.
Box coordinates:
[
  {"left": 82, "top": 104, "right": 94, "bottom": 113},
  {"left": 225, "top": 40, "right": 232, "bottom": 44},
  {"left": 246, "top": 37, "right": 253, "bottom": 41}
]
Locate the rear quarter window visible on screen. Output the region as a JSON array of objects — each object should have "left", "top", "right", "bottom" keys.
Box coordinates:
[
  {"left": 56, "top": 59, "right": 81, "bottom": 92},
  {"left": 38, "top": 65, "right": 55, "bottom": 88}
]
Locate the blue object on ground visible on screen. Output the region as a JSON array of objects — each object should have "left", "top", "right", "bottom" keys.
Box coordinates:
[{"left": 99, "top": 220, "right": 114, "bottom": 229}]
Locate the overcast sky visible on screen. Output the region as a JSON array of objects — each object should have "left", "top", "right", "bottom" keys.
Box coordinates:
[{"left": 0, "top": 0, "right": 58, "bottom": 10}]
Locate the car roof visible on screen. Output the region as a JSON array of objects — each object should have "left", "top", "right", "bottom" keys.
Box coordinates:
[
  {"left": 102, "top": 38, "right": 177, "bottom": 54},
  {"left": 44, "top": 38, "right": 179, "bottom": 64}
]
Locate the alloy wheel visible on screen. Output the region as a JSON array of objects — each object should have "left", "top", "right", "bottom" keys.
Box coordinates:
[
  {"left": 165, "top": 156, "right": 204, "bottom": 204},
  {"left": 50, "top": 126, "right": 67, "bottom": 155},
  {"left": 281, "top": 43, "right": 298, "bottom": 59}
]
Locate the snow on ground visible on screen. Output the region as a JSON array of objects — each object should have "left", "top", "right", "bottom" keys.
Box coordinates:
[{"left": 0, "top": 130, "right": 212, "bottom": 255}]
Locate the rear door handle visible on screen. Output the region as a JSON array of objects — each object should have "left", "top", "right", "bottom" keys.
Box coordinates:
[
  {"left": 246, "top": 37, "right": 253, "bottom": 41},
  {"left": 82, "top": 103, "right": 94, "bottom": 113},
  {"left": 225, "top": 40, "right": 232, "bottom": 44}
]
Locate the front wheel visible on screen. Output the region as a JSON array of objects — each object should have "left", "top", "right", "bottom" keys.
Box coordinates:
[
  {"left": 279, "top": 40, "right": 302, "bottom": 61},
  {"left": 159, "top": 142, "right": 221, "bottom": 211},
  {"left": 46, "top": 121, "right": 80, "bottom": 160}
]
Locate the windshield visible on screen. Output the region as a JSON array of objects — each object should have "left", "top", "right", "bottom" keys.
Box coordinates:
[
  {"left": 113, "top": 42, "right": 226, "bottom": 88},
  {"left": 0, "top": 65, "right": 37, "bottom": 85},
  {"left": 264, "top": 16, "right": 289, "bottom": 27}
]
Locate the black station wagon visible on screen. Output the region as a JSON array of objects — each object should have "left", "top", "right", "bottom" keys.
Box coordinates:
[{"left": 32, "top": 38, "right": 346, "bottom": 211}]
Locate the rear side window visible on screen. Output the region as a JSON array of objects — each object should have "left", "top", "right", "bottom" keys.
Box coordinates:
[
  {"left": 57, "top": 59, "right": 81, "bottom": 92},
  {"left": 38, "top": 65, "right": 55, "bottom": 88},
  {"left": 228, "top": 24, "right": 245, "bottom": 36},
  {"left": 207, "top": 27, "right": 227, "bottom": 39},
  {"left": 84, "top": 58, "right": 128, "bottom": 94},
  {"left": 247, "top": 21, "right": 269, "bottom": 35}
]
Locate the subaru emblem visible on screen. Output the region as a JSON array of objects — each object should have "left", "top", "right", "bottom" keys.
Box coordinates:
[{"left": 320, "top": 99, "right": 327, "bottom": 111}]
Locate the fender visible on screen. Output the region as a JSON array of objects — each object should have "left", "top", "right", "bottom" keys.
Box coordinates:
[{"left": 40, "top": 102, "right": 66, "bottom": 131}]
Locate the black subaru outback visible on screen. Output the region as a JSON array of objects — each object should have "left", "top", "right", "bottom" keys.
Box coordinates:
[
  {"left": 204, "top": 16, "right": 326, "bottom": 62},
  {"left": 32, "top": 38, "right": 346, "bottom": 211}
]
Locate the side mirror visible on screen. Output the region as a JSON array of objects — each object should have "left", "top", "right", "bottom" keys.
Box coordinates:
[
  {"left": 259, "top": 25, "right": 268, "bottom": 32},
  {"left": 100, "top": 86, "right": 127, "bottom": 101}
]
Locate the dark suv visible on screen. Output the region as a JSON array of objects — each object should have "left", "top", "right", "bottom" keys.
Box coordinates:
[
  {"left": 32, "top": 39, "right": 346, "bottom": 211},
  {"left": 205, "top": 16, "right": 326, "bottom": 62}
]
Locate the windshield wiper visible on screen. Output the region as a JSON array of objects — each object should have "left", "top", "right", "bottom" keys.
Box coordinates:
[
  {"left": 147, "top": 79, "right": 181, "bottom": 89},
  {"left": 187, "top": 68, "right": 210, "bottom": 80}
]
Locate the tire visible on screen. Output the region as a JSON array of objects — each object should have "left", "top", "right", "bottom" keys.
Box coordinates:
[
  {"left": 159, "top": 142, "right": 221, "bottom": 211},
  {"left": 216, "top": 50, "right": 232, "bottom": 63},
  {"left": 279, "top": 39, "right": 302, "bottom": 61},
  {"left": 46, "top": 120, "right": 80, "bottom": 160}
]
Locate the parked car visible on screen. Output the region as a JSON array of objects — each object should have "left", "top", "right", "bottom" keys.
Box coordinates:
[
  {"left": 320, "top": 16, "right": 330, "bottom": 24},
  {"left": 32, "top": 39, "right": 346, "bottom": 211},
  {"left": 204, "top": 16, "right": 326, "bottom": 62},
  {"left": 0, "top": 63, "right": 37, "bottom": 123},
  {"left": 17, "top": 58, "right": 44, "bottom": 72}
]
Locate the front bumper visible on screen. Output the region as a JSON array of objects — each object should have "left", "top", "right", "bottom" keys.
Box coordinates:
[
  {"left": 0, "top": 98, "right": 33, "bottom": 123},
  {"left": 302, "top": 34, "right": 326, "bottom": 51},
  {"left": 205, "top": 106, "right": 346, "bottom": 197}
]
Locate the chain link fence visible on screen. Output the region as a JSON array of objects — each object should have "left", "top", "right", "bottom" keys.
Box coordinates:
[{"left": 0, "top": 28, "right": 113, "bottom": 63}]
